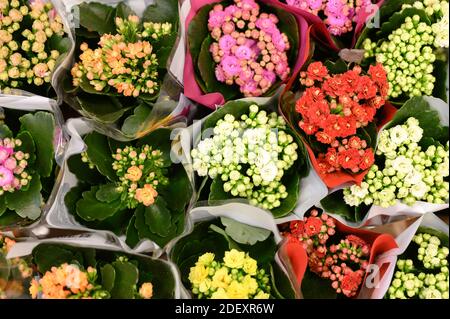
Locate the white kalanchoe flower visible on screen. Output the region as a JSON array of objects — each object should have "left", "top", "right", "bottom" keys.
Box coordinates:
[
  {"left": 432, "top": 3, "right": 449, "bottom": 47},
  {"left": 191, "top": 105, "right": 299, "bottom": 210},
  {"left": 389, "top": 125, "right": 410, "bottom": 146}
]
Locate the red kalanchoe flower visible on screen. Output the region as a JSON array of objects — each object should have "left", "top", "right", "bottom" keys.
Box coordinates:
[
  {"left": 338, "top": 148, "right": 362, "bottom": 170},
  {"left": 340, "top": 270, "right": 364, "bottom": 298},
  {"left": 355, "top": 75, "right": 378, "bottom": 100},
  {"left": 304, "top": 217, "right": 323, "bottom": 237},
  {"left": 295, "top": 62, "right": 388, "bottom": 175},
  {"left": 299, "top": 121, "right": 318, "bottom": 135},
  {"left": 325, "top": 148, "right": 340, "bottom": 168},
  {"left": 359, "top": 149, "right": 375, "bottom": 170},
  {"left": 306, "top": 61, "right": 329, "bottom": 81},
  {"left": 346, "top": 235, "right": 369, "bottom": 249}
]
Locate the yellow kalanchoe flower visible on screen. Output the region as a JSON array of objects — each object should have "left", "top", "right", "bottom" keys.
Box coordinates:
[
  {"left": 223, "top": 249, "right": 246, "bottom": 269},
  {"left": 188, "top": 250, "right": 271, "bottom": 299}
]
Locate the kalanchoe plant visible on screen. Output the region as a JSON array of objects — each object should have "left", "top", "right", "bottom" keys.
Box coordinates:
[
  {"left": 28, "top": 243, "right": 178, "bottom": 299},
  {"left": 186, "top": 0, "right": 302, "bottom": 104},
  {"left": 280, "top": 209, "right": 370, "bottom": 298},
  {"left": 357, "top": 0, "right": 449, "bottom": 102},
  {"left": 321, "top": 96, "right": 449, "bottom": 222},
  {"left": 0, "top": 0, "right": 70, "bottom": 96},
  {"left": 1, "top": 234, "right": 33, "bottom": 299},
  {"left": 63, "top": 0, "right": 179, "bottom": 134},
  {"left": 280, "top": 59, "right": 388, "bottom": 188},
  {"left": 0, "top": 108, "right": 57, "bottom": 228},
  {"left": 386, "top": 228, "right": 449, "bottom": 299},
  {"left": 188, "top": 249, "right": 272, "bottom": 299},
  {"left": 285, "top": 0, "right": 377, "bottom": 37},
  {"left": 279, "top": 208, "right": 397, "bottom": 299},
  {"left": 65, "top": 128, "right": 192, "bottom": 249},
  {"left": 171, "top": 217, "right": 298, "bottom": 299},
  {"left": 191, "top": 101, "right": 308, "bottom": 218}
]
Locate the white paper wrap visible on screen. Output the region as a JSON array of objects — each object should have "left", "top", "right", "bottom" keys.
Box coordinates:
[
  {"left": 0, "top": 93, "right": 66, "bottom": 229},
  {"left": 166, "top": 202, "right": 301, "bottom": 299},
  {"left": 6, "top": 233, "right": 183, "bottom": 299},
  {"left": 170, "top": 0, "right": 190, "bottom": 84},
  {"left": 368, "top": 213, "right": 449, "bottom": 299}
]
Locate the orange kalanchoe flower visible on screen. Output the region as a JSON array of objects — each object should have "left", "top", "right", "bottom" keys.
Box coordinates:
[
  {"left": 30, "top": 264, "right": 104, "bottom": 299},
  {"left": 135, "top": 184, "right": 158, "bottom": 207}
]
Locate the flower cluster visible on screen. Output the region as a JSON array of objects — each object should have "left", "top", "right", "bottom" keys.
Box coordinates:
[
  {"left": 71, "top": 15, "right": 172, "bottom": 98},
  {"left": 0, "top": 137, "right": 32, "bottom": 195},
  {"left": 295, "top": 62, "right": 388, "bottom": 174},
  {"left": 208, "top": 0, "right": 291, "bottom": 97},
  {"left": 344, "top": 117, "right": 449, "bottom": 208},
  {"left": 402, "top": 0, "right": 449, "bottom": 48},
  {"left": 0, "top": 0, "right": 66, "bottom": 92},
  {"left": 387, "top": 232, "right": 449, "bottom": 299},
  {"left": 29, "top": 263, "right": 109, "bottom": 299},
  {"left": 286, "top": 0, "right": 374, "bottom": 36},
  {"left": 188, "top": 250, "right": 271, "bottom": 299},
  {"left": 111, "top": 145, "right": 169, "bottom": 208},
  {"left": 284, "top": 209, "right": 371, "bottom": 298},
  {"left": 191, "top": 105, "right": 298, "bottom": 210},
  {"left": 0, "top": 235, "right": 33, "bottom": 299},
  {"left": 362, "top": 12, "right": 444, "bottom": 99}
]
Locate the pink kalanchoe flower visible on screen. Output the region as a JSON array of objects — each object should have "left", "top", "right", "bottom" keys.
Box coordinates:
[
  {"left": 215, "top": 66, "right": 226, "bottom": 82},
  {"left": 0, "top": 166, "right": 14, "bottom": 187},
  {"left": 0, "top": 147, "right": 13, "bottom": 164},
  {"left": 208, "top": 0, "right": 291, "bottom": 97},
  {"left": 4, "top": 158, "right": 17, "bottom": 171},
  {"left": 221, "top": 55, "right": 241, "bottom": 77},
  {"left": 225, "top": 5, "right": 239, "bottom": 17},
  {"left": 208, "top": 11, "right": 226, "bottom": 29},
  {"left": 219, "top": 35, "right": 236, "bottom": 52},
  {"left": 235, "top": 45, "right": 253, "bottom": 60}
]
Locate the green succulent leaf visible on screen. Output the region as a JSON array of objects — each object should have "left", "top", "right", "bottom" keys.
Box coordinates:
[
  {"left": 125, "top": 214, "right": 140, "bottom": 248},
  {"left": 96, "top": 183, "right": 121, "bottom": 203},
  {"left": 142, "top": 0, "right": 179, "bottom": 26},
  {"left": 158, "top": 164, "right": 192, "bottom": 211},
  {"left": 0, "top": 123, "right": 12, "bottom": 138},
  {"left": 0, "top": 196, "right": 7, "bottom": 217},
  {"left": 67, "top": 154, "right": 106, "bottom": 185},
  {"left": 121, "top": 103, "right": 152, "bottom": 137},
  {"left": 76, "top": 186, "right": 121, "bottom": 221},
  {"left": 84, "top": 132, "right": 116, "bottom": 181},
  {"left": 77, "top": 94, "right": 131, "bottom": 124},
  {"left": 115, "top": 2, "right": 135, "bottom": 20},
  {"left": 110, "top": 260, "right": 139, "bottom": 299},
  {"left": 320, "top": 190, "right": 356, "bottom": 222},
  {"left": 5, "top": 174, "right": 42, "bottom": 220},
  {"left": 144, "top": 197, "right": 173, "bottom": 238},
  {"left": 301, "top": 268, "right": 337, "bottom": 299},
  {"left": 19, "top": 111, "right": 55, "bottom": 177},
  {"left": 101, "top": 263, "right": 116, "bottom": 292},
  {"left": 78, "top": 2, "right": 116, "bottom": 35},
  {"left": 16, "top": 131, "right": 36, "bottom": 165},
  {"left": 220, "top": 217, "right": 271, "bottom": 245}
]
